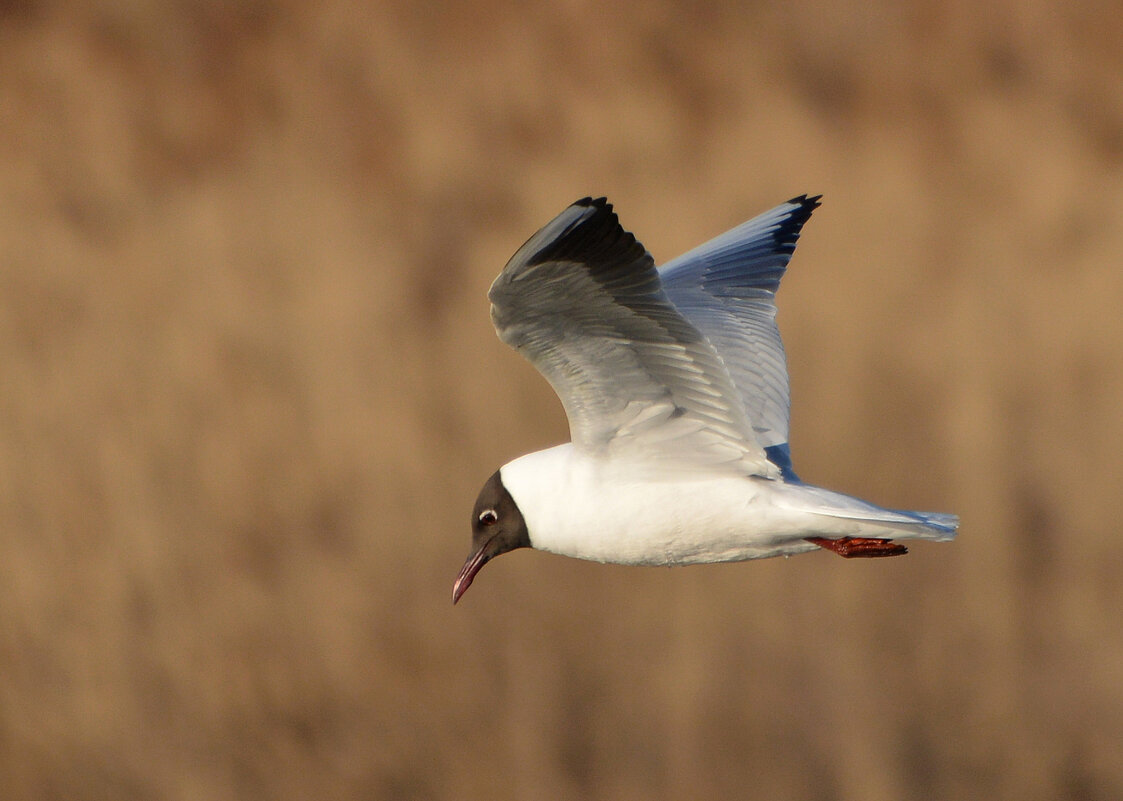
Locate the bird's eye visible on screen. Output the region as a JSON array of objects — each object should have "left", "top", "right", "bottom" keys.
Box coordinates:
[{"left": 478, "top": 509, "right": 498, "bottom": 526}]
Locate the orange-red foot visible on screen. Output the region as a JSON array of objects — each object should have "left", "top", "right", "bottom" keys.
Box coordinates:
[{"left": 806, "top": 537, "right": 908, "bottom": 558}]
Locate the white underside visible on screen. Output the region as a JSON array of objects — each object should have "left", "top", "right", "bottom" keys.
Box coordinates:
[{"left": 500, "top": 444, "right": 956, "bottom": 567}]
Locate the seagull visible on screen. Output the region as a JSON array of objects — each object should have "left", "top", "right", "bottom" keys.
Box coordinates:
[{"left": 453, "top": 196, "right": 957, "bottom": 603}]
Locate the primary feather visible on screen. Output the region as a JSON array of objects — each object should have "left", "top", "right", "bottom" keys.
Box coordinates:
[{"left": 660, "top": 195, "right": 820, "bottom": 476}]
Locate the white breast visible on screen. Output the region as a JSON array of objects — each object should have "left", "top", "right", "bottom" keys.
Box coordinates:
[{"left": 498, "top": 444, "right": 821, "bottom": 566}]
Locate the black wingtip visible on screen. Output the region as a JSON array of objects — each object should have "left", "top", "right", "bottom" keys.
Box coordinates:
[
  {"left": 787, "top": 193, "right": 823, "bottom": 207},
  {"left": 526, "top": 197, "right": 647, "bottom": 269},
  {"left": 773, "top": 194, "right": 822, "bottom": 252},
  {"left": 784, "top": 194, "right": 822, "bottom": 222},
  {"left": 573, "top": 196, "right": 609, "bottom": 209}
]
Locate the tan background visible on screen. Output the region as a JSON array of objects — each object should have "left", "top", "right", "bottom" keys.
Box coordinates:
[{"left": 2, "top": 1, "right": 1122, "bottom": 799}]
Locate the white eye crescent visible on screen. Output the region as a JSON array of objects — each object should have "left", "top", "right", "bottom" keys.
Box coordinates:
[{"left": 478, "top": 509, "right": 498, "bottom": 526}]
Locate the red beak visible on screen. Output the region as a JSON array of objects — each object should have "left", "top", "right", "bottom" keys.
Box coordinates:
[{"left": 452, "top": 536, "right": 496, "bottom": 604}]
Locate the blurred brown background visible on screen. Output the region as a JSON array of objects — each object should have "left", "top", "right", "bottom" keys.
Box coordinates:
[{"left": 2, "top": 1, "right": 1121, "bottom": 799}]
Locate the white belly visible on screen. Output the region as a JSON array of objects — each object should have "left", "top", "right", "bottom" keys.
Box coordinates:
[{"left": 499, "top": 444, "right": 822, "bottom": 566}]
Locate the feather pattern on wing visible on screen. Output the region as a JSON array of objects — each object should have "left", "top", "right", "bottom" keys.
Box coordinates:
[
  {"left": 659, "top": 195, "right": 820, "bottom": 456},
  {"left": 489, "top": 198, "right": 777, "bottom": 477}
]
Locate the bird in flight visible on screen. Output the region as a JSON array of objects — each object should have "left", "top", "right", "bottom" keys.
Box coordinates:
[{"left": 454, "top": 196, "right": 957, "bottom": 603}]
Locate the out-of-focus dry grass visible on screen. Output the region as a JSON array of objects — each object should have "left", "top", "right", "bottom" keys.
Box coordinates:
[{"left": 1, "top": 1, "right": 1121, "bottom": 798}]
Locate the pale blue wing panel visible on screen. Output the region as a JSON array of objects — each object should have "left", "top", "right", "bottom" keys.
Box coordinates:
[{"left": 659, "top": 196, "right": 820, "bottom": 465}]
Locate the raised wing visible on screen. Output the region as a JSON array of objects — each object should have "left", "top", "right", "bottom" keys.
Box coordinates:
[
  {"left": 489, "top": 198, "right": 778, "bottom": 477},
  {"left": 659, "top": 195, "right": 820, "bottom": 477}
]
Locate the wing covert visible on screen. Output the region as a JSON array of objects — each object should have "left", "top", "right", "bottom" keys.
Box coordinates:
[{"left": 489, "top": 198, "right": 776, "bottom": 477}]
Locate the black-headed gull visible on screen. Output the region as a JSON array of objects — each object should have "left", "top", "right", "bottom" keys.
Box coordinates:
[{"left": 454, "top": 196, "right": 957, "bottom": 603}]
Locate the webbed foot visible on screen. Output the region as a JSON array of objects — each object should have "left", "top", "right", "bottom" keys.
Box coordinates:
[{"left": 806, "top": 537, "right": 908, "bottom": 558}]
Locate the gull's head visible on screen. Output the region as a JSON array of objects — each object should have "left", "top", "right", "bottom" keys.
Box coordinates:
[{"left": 453, "top": 469, "right": 529, "bottom": 604}]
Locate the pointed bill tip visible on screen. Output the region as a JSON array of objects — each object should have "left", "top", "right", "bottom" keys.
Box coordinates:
[
  {"left": 452, "top": 538, "right": 493, "bottom": 605},
  {"left": 451, "top": 571, "right": 472, "bottom": 605}
]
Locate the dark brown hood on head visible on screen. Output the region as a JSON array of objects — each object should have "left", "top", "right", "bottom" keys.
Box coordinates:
[{"left": 453, "top": 470, "right": 530, "bottom": 604}]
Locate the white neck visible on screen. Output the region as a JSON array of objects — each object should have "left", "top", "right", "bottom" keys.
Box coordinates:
[{"left": 498, "top": 443, "right": 577, "bottom": 552}]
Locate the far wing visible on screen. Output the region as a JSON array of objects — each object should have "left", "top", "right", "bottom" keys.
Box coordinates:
[
  {"left": 489, "top": 198, "right": 778, "bottom": 477},
  {"left": 659, "top": 196, "right": 820, "bottom": 466}
]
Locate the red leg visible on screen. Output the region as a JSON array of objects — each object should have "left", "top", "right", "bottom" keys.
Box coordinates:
[{"left": 806, "top": 536, "right": 908, "bottom": 558}]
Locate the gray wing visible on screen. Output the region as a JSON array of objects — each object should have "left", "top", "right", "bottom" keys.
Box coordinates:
[
  {"left": 658, "top": 196, "right": 820, "bottom": 477},
  {"left": 489, "top": 198, "right": 777, "bottom": 477}
]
